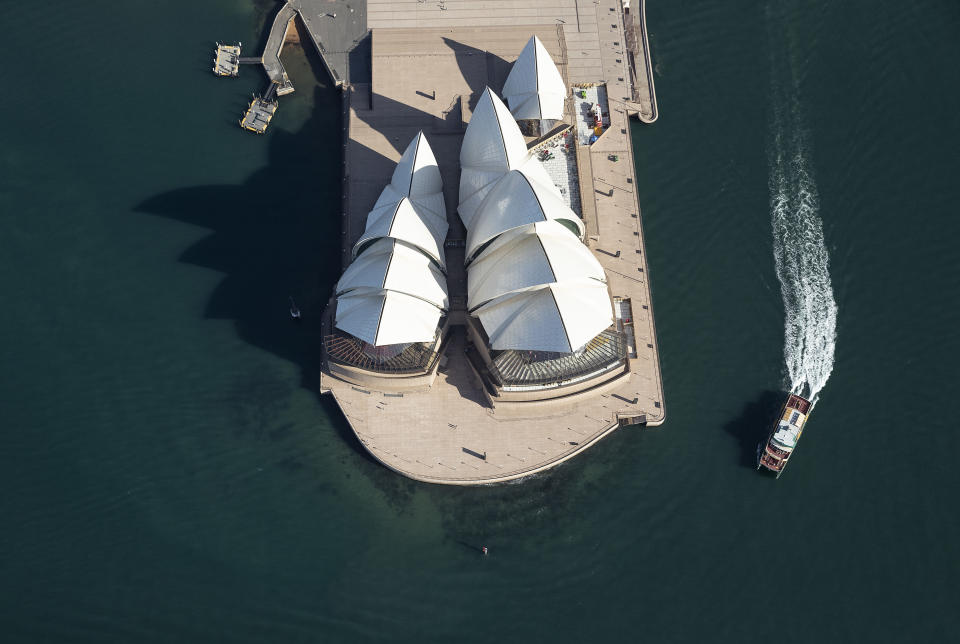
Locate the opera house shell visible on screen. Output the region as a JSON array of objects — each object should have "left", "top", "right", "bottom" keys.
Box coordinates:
[
  {"left": 324, "top": 38, "right": 628, "bottom": 401},
  {"left": 323, "top": 131, "right": 451, "bottom": 387},
  {"left": 502, "top": 35, "right": 567, "bottom": 128}
]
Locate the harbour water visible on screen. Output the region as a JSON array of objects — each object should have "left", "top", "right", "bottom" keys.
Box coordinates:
[{"left": 1, "top": 1, "right": 958, "bottom": 641}]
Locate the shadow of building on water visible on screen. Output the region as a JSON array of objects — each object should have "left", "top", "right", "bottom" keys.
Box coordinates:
[
  {"left": 722, "top": 390, "right": 785, "bottom": 468},
  {"left": 136, "top": 84, "right": 341, "bottom": 386},
  {"left": 133, "top": 78, "right": 388, "bottom": 467},
  {"left": 133, "top": 30, "right": 587, "bottom": 492}
]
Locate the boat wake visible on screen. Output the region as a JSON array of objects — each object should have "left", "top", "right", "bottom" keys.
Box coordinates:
[{"left": 768, "top": 37, "right": 837, "bottom": 404}]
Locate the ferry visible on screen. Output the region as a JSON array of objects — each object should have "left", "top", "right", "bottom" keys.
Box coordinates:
[{"left": 757, "top": 393, "right": 812, "bottom": 478}]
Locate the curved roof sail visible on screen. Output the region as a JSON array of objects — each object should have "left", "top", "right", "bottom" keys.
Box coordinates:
[
  {"left": 456, "top": 86, "right": 613, "bottom": 354},
  {"left": 465, "top": 169, "right": 585, "bottom": 261},
  {"left": 353, "top": 197, "right": 447, "bottom": 267},
  {"left": 392, "top": 131, "right": 443, "bottom": 199},
  {"left": 502, "top": 35, "right": 567, "bottom": 121},
  {"left": 338, "top": 238, "right": 448, "bottom": 310},
  {"left": 335, "top": 288, "right": 444, "bottom": 346},
  {"left": 332, "top": 132, "right": 449, "bottom": 347},
  {"left": 354, "top": 131, "right": 448, "bottom": 267},
  {"left": 467, "top": 220, "right": 604, "bottom": 309},
  {"left": 379, "top": 130, "right": 447, "bottom": 221},
  {"left": 373, "top": 181, "right": 445, "bottom": 224},
  {"left": 472, "top": 280, "right": 614, "bottom": 353},
  {"left": 458, "top": 88, "right": 531, "bottom": 228}
]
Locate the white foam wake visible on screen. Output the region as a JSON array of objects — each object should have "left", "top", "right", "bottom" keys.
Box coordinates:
[{"left": 769, "top": 75, "right": 837, "bottom": 404}]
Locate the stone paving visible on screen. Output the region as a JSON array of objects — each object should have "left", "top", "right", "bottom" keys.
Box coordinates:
[
  {"left": 367, "top": 0, "right": 606, "bottom": 80},
  {"left": 531, "top": 136, "right": 582, "bottom": 215}
]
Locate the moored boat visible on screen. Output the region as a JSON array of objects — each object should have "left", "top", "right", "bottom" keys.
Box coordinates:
[{"left": 758, "top": 393, "right": 811, "bottom": 478}]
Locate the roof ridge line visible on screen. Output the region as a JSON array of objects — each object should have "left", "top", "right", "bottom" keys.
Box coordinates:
[
  {"left": 535, "top": 229, "right": 559, "bottom": 284},
  {"left": 406, "top": 132, "right": 421, "bottom": 196},
  {"left": 372, "top": 292, "right": 388, "bottom": 346},
  {"left": 518, "top": 171, "right": 548, "bottom": 223},
  {"left": 547, "top": 284, "right": 573, "bottom": 353},
  {"left": 487, "top": 89, "right": 513, "bottom": 169},
  {"left": 381, "top": 240, "right": 396, "bottom": 290}
]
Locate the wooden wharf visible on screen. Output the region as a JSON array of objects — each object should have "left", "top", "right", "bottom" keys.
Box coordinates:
[
  {"left": 240, "top": 94, "right": 278, "bottom": 134},
  {"left": 210, "top": 3, "right": 294, "bottom": 133},
  {"left": 212, "top": 43, "right": 241, "bottom": 77}
]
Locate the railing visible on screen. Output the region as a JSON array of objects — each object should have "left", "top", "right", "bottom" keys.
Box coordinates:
[
  {"left": 487, "top": 329, "right": 628, "bottom": 389},
  {"left": 526, "top": 122, "right": 573, "bottom": 150},
  {"left": 323, "top": 327, "right": 442, "bottom": 375}
]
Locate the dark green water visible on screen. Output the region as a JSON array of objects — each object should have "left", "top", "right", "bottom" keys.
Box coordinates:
[{"left": 2, "top": 0, "right": 958, "bottom": 641}]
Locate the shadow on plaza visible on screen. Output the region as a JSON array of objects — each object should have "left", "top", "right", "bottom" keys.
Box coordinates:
[
  {"left": 344, "top": 36, "right": 512, "bottom": 233},
  {"left": 441, "top": 37, "right": 512, "bottom": 113},
  {"left": 722, "top": 390, "right": 784, "bottom": 468}
]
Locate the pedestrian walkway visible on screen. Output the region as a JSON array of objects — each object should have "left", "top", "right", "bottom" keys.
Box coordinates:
[{"left": 533, "top": 136, "right": 582, "bottom": 215}]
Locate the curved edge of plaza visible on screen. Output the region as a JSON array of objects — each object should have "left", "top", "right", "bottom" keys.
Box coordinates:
[
  {"left": 329, "top": 396, "right": 666, "bottom": 486},
  {"left": 355, "top": 415, "right": 627, "bottom": 486},
  {"left": 319, "top": 329, "right": 667, "bottom": 485}
]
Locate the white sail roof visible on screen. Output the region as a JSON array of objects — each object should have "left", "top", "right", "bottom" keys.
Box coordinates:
[
  {"left": 332, "top": 132, "right": 449, "bottom": 347},
  {"left": 461, "top": 162, "right": 560, "bottom": 229},
  {"left": 465, "top": 169, "right": 584, "bottom": 261},
  {"left": 337, "top": 238, "right": 448, "bottom": 310},
  {"left": 353, "top": 197, "right": 447, "bottom": 267},
  {"left": 392, "top": 131, "right": 443, "bottom": 200},
  {"left": 335, "top": 288, "right": 444, "bottom": 346},
  {"left": 458, "top": 88, "right": 534, "bottom": 228},
  {"left": 502, "top": 35, "right": 567, "bottom": 121},
  {"left": 379, "top": 130, "right": 447, "bottom": 221},
  {"left": 354, "top": 131, "right": 448, "bottom": 266},
  {"left": 372, "top": 180, "right": 446, "bottom": 225},
  {"left": 473, "top": 280, "right": 614, "bottom": 353},
  {"left": 467, "top": 220, "right": 605, "bottom": 309}
]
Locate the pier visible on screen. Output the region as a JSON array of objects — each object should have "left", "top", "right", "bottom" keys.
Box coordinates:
[
  {"left": 313, "top": 0, "right": 666, "bottom": 485},
  {"left": 289, "top": 0, "right": 368, "bottom": 87},
  {"left": 235, "top": 0, "right": 367, "bottom": 91},
  {"left": 211, "top": 1, "right": 367, "bottom": 131},
  {"left": 260, "top": 3, "right": 297, "bottom": 96}
]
